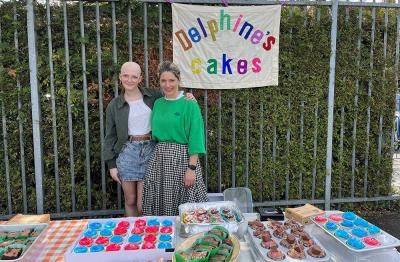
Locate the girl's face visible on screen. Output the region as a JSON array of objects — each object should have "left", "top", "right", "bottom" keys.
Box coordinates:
[
  {"left": 119, "top": 66, "right": 142, "bottom": 92},
  {"left": 159, "top": 71, "right": 180, "bottom": 99}
]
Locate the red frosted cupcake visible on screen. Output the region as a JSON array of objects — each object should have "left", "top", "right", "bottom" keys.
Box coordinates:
[
  {"left": 117, "top": 220, "right": 130, "bottom": 228},
  {"left": 106, "top": 243, "right": 121, "bottom": 252},
  {"left": 79, "top": 237, "right": 94, "bottom": 247},
  {"left": 131, "top": 227, "right": 145, "bottom": 235},
  {"left": 134, "top": 219, "right": 147, "bottom": 227},
  {"left": 314, "top": 215, "right": 328, "bottom": 223},
  {"left": 142, "top": 241, "right": 156, "bottom": 249},
  {"left": 145, "top": 226, "right": 159, "bottom": 234},
  {"left": 114, "top": 227, "right": 128, "bottom": 236},
  {"left": 144, "top": 234, "right": 157, "bottom": 242},
  {"left": 124, "top": 243, "right": 140, "bottom": 250},
  {"left": 95, "top": 236, "right": 109, "bottom": 246},
  {"left": 160, "top": 226, "right": 173, "bottom": 234},
  {"left": 329, "top": 214, "right": 343, "bottom": 222},
  {"left": 363, "top": 237, "right": 380, "bottom": 246}
]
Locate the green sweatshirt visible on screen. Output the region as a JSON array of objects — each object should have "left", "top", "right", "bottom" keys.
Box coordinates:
[{"left": 151, "top": 96, "right": 206, "bottom": 155}]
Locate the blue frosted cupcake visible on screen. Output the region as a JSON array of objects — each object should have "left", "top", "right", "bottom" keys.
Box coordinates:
[
  {"left": 367, "top": 225, "right": 381, "bottom": 235},
  {"left": 147, "top": 219, "right": 160, "bottom": 226},
  {"left": 335, "top": 229, "right": 350, "bottom": 239},
  {"left": 354, "top": 218, "right": 369, "bottom": 227},
  {"left": 346, "top": 238, "right": 365, "bottom": 250},
  {"left": 341, "top": 220, "right": 354, "bottom": 228},
  {"left": 100, "top": 229, "right": 112, "bottom": 238},
  {"left": 74, "top": 246, "right": 88, "bottom": 253},
  {"left": 158, "top": 242, "right": 173, "bottom": 249},
  {"left": 88, "top": 222, "right": 102, "bottom": 231},
  {"left": 90, "top": 244, "right": 105, "bottom": 252},
  {"left": 161, "top": 219, "right": 173, "bottom": 227},
  {"left": 104, "top": 221, "right": 116, "bottom": 230},
  {"left": 110, "top": 235, "right": 124, "bottom": 245},
  {"left": 343, "top": 212, "right": 356, "bottom": 220},
  {"left": 128, "top": 235, "right": 142, "bottom": 244},
  {"left": 325, "top": 221, "right": 338, "bottom": 231},
  {"left": 352, "top": 228, "right": 367, "bottom": 238},
  {"left": 84, "top": 229, "right": 98, "bottom": 238},
  {"left": 159, "top": 234, "right": 172, "bottom": 242}
]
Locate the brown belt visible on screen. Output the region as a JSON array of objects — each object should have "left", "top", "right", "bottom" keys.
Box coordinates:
[{"left": 128, "top": 134, "right": 152, "bottom": 141}]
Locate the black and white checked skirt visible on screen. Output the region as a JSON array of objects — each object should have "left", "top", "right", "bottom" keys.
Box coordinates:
[{"left": 142, "top": 142, "right": 208, "bottom": 216}]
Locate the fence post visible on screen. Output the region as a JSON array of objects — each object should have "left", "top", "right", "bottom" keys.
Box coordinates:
[
  {"left": 27, "top": 0, "right": 44, "bottom": 214},
  {"left": 325, "top": 0, "right": 339, "bottom": 211}
]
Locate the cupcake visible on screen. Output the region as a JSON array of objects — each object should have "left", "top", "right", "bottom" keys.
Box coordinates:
[
  {"left": 114, "top": 227, "right": 127, "bottom": 236},
  {"left": 142, "top": 241, "right": 156, "bottom": 249},
  {"left": 261, "top": 235, "right": 277, "bottom": 249},
  {"left": 335, "top": 229, "right": 350, "bottom": 240},
  {"left": 74, "top": 246, "right": 88, "bottom": 253},
  {"left": 328, "top": 214, "right": 343, "bottom": 222},
  {"left": 158, "top": 242, "right": 173, "bottom": 249},
  {"left": 325, "top": 221, "right": 338, "bottom": 231},
  {"left": 267, "top": 246, "right": 285, "bottom": 261},
  {"left": 83, "top": 229, "right": 98, "bottom": 238},
  {"left": 343, "top": 211, "right": 356, "bottom": 220},
  {"left": 346, "top": 238, "right": 365, "bottom": 250},
  {"left": 197, "top": 208, "right": 208, "bottom": 215},
  {"left": 160, "top": 226, "right": 173, "bottom": 235},
  {"left": 300, "top": 234, "right": 313, "bottom": 247},
  {"left": 128, "top": 235, "right": 142, "bottom": 244},
  {"left": 143, "top": 234, "right": 157, "bottom": 242},
  {"left": 354, "top": 218, "right": 369, "bottom": 227},
  {"left": 131, "top": 227, "right": 145, "bottom": 235},
  {"left": 134, "top": 219, "right": 147, "bottom": 228},
  {"left": 104, "top": 221, "right": 116, "bottom": 230},
  {"left": 90, "top": 244, "right": 104, "bottom": 252},
  {"left": 145, "top": 226, "right": 159, "bottom": 235},
  {"left": 280, "top": 234, "right": 296, "bottom": 248},
  {"left": 248, "top": 219, "right": 265, "bottom": 230},
  {"left": 161, "top": 219, "right": 173, "bottom": 227},
  {"left": 314, "top": 215, "right": 328, "bottom": 223},
  {"left": 341, "top": 220, "right": 354, "bottom": 228},
  {"left": 352, "top": 228, "right": 368, "bottom": 238},
  {"left": 95, "top": 236, "right": 109, "bottom": 246},
  {"left": 307, "top": 245, "right": 326, "bottom": 258},
  {"left": 88, "top": 222, "right": 102, "bottom": 231},
  {"left": 109, "top": 235, "right": 124, "bottom": 245},
  {"left": 287, "top": 244, "right": 305, "bottom": 259},
  {"left": 147, "top": 219, "right": 160, "bottom": 226},
  {"left": 105, "top": 243, "right": 121, "bottom": 251},
  {"left": 367, "top": 225, "right": 381, "bottom": 235},
  {"left": 272, "top": 227, "right": 286, "bottom": 239},
  {"left": 78, "top": 237, "right": 93, "bottom": 247},
  {"left": 100, "top": 229, "right": 112, "bottom": 238},
  {"left": 124, "top": 243, "right": 140, "bottom": 250},
  {"left": 117, "top": 221, "right": 130, "bottom": 228},
  {"left": 159, "top": 234, "right": 172, "bottom": 242},
  {"left": 363, "top": 237, "right": 380, "bottom": 246}
]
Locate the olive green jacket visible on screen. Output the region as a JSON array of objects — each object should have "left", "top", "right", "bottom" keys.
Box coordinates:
[{"left": 103, "top": 87, "right": 162, "bottom": 170}]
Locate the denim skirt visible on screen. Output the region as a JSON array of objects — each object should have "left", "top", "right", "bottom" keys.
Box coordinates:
[{"left": 116, "top": 140, "right": 155, "bottom": 182}]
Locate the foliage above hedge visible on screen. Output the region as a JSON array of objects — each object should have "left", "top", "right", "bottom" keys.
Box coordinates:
[{"left": 0, "top": 1, "right": 396, "bottom": 215}]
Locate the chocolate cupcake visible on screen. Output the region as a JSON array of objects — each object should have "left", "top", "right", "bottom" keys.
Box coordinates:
[
  {"left": 1, "top": 247, "right": 23, "bottom": 260},
  {"left": 300, "top": 233, "right": 313, "bottom": 247},
  {"left": 273, "top": 227, "right": 287, "bottom": 239},
  {"left": 280, "top": 234, "right": 296, "bottom": 248},
  {"left": 287, "top": 244, "right": 306, "bottom": 259},
  {"left": 248, "top": 219, "right": 265, "bottom": 230},
  {"left": 307, "top": 245, "right": 326, "bottom": 258},
  {"left": 191, "top": 250, "right": 209, "bottom": 259},
  {"left": 267, "top": 246, "right": 286, "bottom": 261}
]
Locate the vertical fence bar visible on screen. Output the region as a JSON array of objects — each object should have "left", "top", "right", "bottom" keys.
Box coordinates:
[
  {"left": 312, "top": 103, "right": 318, "bottom": 200},
  {"left": 1, "top": 103, "right": 12, "bottom": 215},
  {"left": 96, "top": 1, "right": 106, "bottom": 210},
  {"left": 394, "top": 10, "right": 400, "bottom": 190},
  {"left": 112, "top": 1, "right": 118, "bottom": 97},
  {"left": 159, "top": 3, "right": 163, "bottom": 63},
  {"left": 325, "top": 0, "right": 339, "bottom": 211},
  {"left": 299, "top": 101, "right": 304, "bottom": 199},
  {"left": 63, "top": 0, "right": 76, "bottom": 212},
  {"left": 259, "top": 103, "right": 264, "bottom": 200},
  {"left": 128, "top": 3, "right": 132, "bottom": 61},
  {"left": 272, "top": 121, "right": 277, "bottom": 202},
  {"left": 204, "top": 89, "right": 208, "bottom": 187},
  {"left": 218, "top": 91, "right": 222, "bottom": 192},
  {"left": 245, "top": 97, "right": 249, "bottom": 187},
  {"left": 144, "top": 3, "right": 149, "bottom": 88},
  {"left": 232, "top": 97, "right": 236, "bottom": 187},
  {"left": 46, "top": 0, "right": 60, "bottom": 213},
  {"left": 339, "top": 107, "right": 344, "bottom": 201},
  {"left": 14, "top": 1, "right": 27, "bottom": 213},
  {"left": 27, "top": 0, "right": 44, "bottom": 214},
  {"left": 79, "top": 0, "right": 91, "bottom": 211},
  {"left": 364, "top": 4, "right": 376, "bottom": 198},
  {"left": 346, "top": 0, "right": 350, "bottom": 23},
  {"left": 352, "top": 4, "right": 363, "bottom": 199},
  {"left": 286, "top": 99, "right": 291, "bottom": 201}
]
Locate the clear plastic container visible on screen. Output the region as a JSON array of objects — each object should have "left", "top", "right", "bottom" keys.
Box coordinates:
[{"left": 223, "top": 187, "right": 253, "bottom": 213}]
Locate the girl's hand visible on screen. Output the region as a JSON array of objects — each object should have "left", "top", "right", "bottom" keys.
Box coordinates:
[
  {"left": 184, "top": 169, "right": 196, "bottom": 188},
  {"left": 110, "top": 168, "right": 121, "bottom": 184},
  {"left": 185, "top": 92, "right": 197, "bottom": 101}
]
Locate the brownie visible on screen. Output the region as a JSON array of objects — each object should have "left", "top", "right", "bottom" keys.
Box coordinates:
[
  {"left": 6, "top": 232, "right": 18, "bottom": 239},
  {"left": 1, "top": 248, "right": 23, "bottom": 260},
  {"left": 0, "top": 240, "right": 14, "bottom": 248}
]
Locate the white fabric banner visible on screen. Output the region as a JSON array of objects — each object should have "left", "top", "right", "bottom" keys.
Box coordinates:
[{"left": 172, "top": 4, "right": 281, "bottom": 89}]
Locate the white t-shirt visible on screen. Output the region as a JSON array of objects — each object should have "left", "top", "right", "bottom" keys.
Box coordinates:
[{"left": 127, "top": 99, "right": 152, "bottom": 135}]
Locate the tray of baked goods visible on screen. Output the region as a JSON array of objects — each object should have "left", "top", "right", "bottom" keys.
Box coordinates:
[
  {"left": 247, "top": 219, "right": 331, "bottom": 261},
  {"left": 178, "top": 201, "right": 246, "bottom": 238},
  {"left": 0, "top": 223, "right": 48, "bottom": 261},
  {"left": 312, "top": 211, "right": 400, "bottom": 253}
]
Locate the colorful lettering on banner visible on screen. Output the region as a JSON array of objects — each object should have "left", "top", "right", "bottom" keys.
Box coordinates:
[{"left": 172, "top": 4, "right": 281, "bottom": 89}]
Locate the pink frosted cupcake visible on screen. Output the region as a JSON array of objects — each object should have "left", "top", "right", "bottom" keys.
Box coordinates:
[
  {"left": 160, "top": 226, "right": 173, "bottom": 235},
  {"left": 131, "top": 227, "right": 145, "bottom": 235},
  {"left": 79, "top": 237, "right": 94, "bottom": 247},
  {"left": 134, "top": 219, "right": 147, "bottom": 228},
  {"left": 145, "top": 226, "right": 159, "bottom": 235}
]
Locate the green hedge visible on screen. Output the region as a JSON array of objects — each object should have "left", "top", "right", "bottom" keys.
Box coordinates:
[{"left": 0, "top": 1, "right": 396, "bottom": 215}]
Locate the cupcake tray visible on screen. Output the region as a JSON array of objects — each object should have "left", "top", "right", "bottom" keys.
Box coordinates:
[
  {"left": 64, "top": 216, "right": 176, "bottom": 262},
  {"left": 311, "top": 211, "right": 400, "bottom": 253},
  {"left": 0, "top": 223, "right": 48, "bottom": 262},
  {"left": 247, "top": 221, "right": 331, "bottom": 262},
  {"left": 178, "top": 201, "right": 246, "bottom": 238}
]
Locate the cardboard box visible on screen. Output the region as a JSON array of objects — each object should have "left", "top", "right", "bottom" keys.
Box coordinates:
[{"left": 285, "top": 204, "right": 324, "bottom": 225}]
